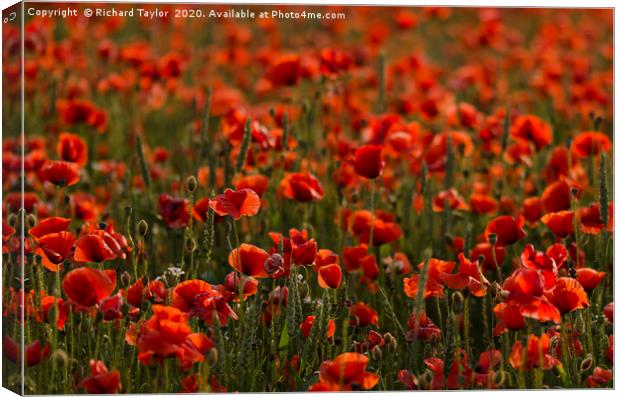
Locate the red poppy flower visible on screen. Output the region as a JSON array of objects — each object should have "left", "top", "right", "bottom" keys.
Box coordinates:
[
  {"left": 291, "top": 239, "right": 318, "bottom": 266},
  {"left": 320, "top": 48, "right": 353, "bottom": 77},
  {"left": 520, "top": 244, "right": 558, "bottom": 289},
  {"left": 73, "top": 234, "right": 117, "bottom": 263},
  {"left": 300, "top": 316, "right": 336, "bottom": 339},
  {"left": 470, "top": 242, "right": 505, "bottom": 271},
  {"left": 541, "top": 211, "right": 575, "bottom": 239},
  {"left": 62, "top": 267, "right": 116, "bottom": 308},
  {"left": 406, "top": 311, "right": 441, "bottom": 341},
  {"left": 209, "top": 188, "right": 261, "bottom": 220},
  {"left": 542, "top": 179, "right": 579, "bottom": 213},
  {"left": 579, "top": 203, "right": 613, "bottom": 234},
  {"left": 57, "top": 132, "right": 88, "bottom": 166},
  {"left": 126, "top": 278, "right": 166, "bottom": 308},
  {"left": 509, "top": 333, "right": 560, "bottom": 370},
  {"left": 586, "top": 367, "right": 613, "bottom": 387},
  {"left": 439, "top": 253, "right": 489, "bottom": 297},
  {"left": 576, "top": 268, "right": 606, "bottom": 291},
  {"left": 501, "top": 267, "right": 561, "bottom": 324},
  {"left": 35, "top": 231, "right": 77, "bottom": 272},
  {"left": 493, "top": 302, "right": 525, "bottom": 334},
  {"left": 433, "top": 189, "right": 468, "bottom": 212},
  {"left": 172, "top": 279, "right": 238, "bottom": 324},
  {"left": 192, "top": 197, "right": 211, "bottom": 222},
  {"left": 99, "top": 293, "right": 124, "bottom": 321},
  {"left": 40, "top": 294, "right": 68, "bottom": 330},
  {"left": 484, "top": 215, "right": 526, "bottom": 246},
  {"left": 510, "top": 114, "right": 553, "bottom": 150},
  {"left": 234, "top": 174, "right": 270, "bottom": 197},
  {"left": 78, "top": 360, "right": 122, "bottom": 394},
  {"left": 571, "top": 131, "right": 612, "bottom": 158},
  {"left": 404, "top": 258, "right": 455, "bottom": 299},
  {"left": 228, "top": 244, "right": 269, "bottom": 278},
  {"left": 2, "top": 221, "right": 15, "bottom": 253},
  {"left": 522, "top": 196, "right": 544, "bottom": 224},
  {"left": 545, "top": 277, "right": 589, "bottom": 314},
  {"left": 311, "top": 352, "right": 379, "bottom": 391},
  {"left": 353, "top": 145, "right": 384, "bottom": 179},
  {"left": 315, "top": 249, "right": 339, "bottom": 269},
  {"left": 223, "top": 272, "right": 258, "bottom": 301},
  {"left": 349, "top": 302, "right": 379, "bottom": 327},
  {"left": 38, "top": 160, "right": 80, "bottom": 187},
  {"left": 28, "top": 217, "right": 71, "bottom": 240},
  {"left": 318, "top": 263, "right": 343, "bottom": 289},
  {"left": 342, "top": 244, "right": 369, "bottom": 272},
  {"left": 3, "top": 336, "right": 51, "bottom": 366},
  {"left": 158, "top": 194, "right": 190, "bottom": 229},
  {"left": 279, "top": 172, "right": 324, "bottom": 202},
  {"left": 469, "top": 193, "right": 498, "bottom": 214},
  {"left": 266, "top": 54, "right": 301, "bottom": 86}
]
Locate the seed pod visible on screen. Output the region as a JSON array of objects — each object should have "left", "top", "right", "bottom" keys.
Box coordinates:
[
  {"left": 487, "top": 233, "right": 497, "bottom": 246},
  {"left": 569, "top": 267, "right": 577, "bottom": 278},
  {"left": 26, "top": 214, "right": 37, "bottom": 228},
  {"left": 570, "top": 187, "right": 580, "bottom": 198},
  {"left": 120, "top": 271, "right": 132, "bottom": 288},
  {"left": 207, "top": 348, "right": 219, "bottom": 366},
  {"left": 371, "top": 345, "right": 383, "bottom": 361},
  {"left": 493, "top": 370, "right": 507, "bottom": 387},
  {"left": 384, "top": 332, "right": 398, "bottom": 352},
  {"left": 137, "top": 220, "right": 148, "bottom": 237},
  {"left": 579, "top": 354, "right": 593, "bottom": 373},
  {"left": 419, "top": 370, "right": 433, "bottom": 390},
  {"left": 51, "top": 349, "right": 69, "bottom": 368},
  {"left": 7, "top": 213, "right": 17, "bottom": 227},
  {"left": 185, "top": 176, "right": 198, "bottom": 193},
  {"left": 451, "top": 291, "right": 464, "bottom": 313},
  {"left": 185, "top": 238, "right": 197, "bottom": 253},
  {"left": 574, "top": 316, "right": 586, "bottom": 334}
]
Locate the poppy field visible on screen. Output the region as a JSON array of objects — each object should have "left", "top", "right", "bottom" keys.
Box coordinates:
[{"left": 1, "top": 3, "right": 615, "bottom": 393}]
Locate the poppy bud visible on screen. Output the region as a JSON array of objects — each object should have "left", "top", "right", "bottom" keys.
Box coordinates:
[
  {"left": 298, "top": 282, "right": 310, "bottom": 300},
  {"left": 487, "top": 233, "right": 497, "bottom": 246},
  {"left": 185, "top": 176, "right": 197, "bottom": 193},
  {"left": 451, "top": 291, "right": 464, "bottom": 313},
  {"left": 370, "top": 345, "right": 383, "bottom": 361},
  {"left": 120, "top": 271, "right": 132, "bottom": 288},
  {"left": 419, "top": 370, "right": 433, "bottom": 390},
  {"left": 579, "top": 354, "right": 593, "bottom": 373},
  {"left": 384, "top": 332, "right": 398, "bottom": 352},
  {"left": 26, "top": 214, "right": 37, "bottom": 229},
  {"left": 207, "top": 348, "right": 218, "bottom": 366},
  {"left": 137, "top": 220, "right": 148, "bottom": 237},
  {"left": 570, "top": 187, "right": 580, "bottom": 198},
  {"left": 51, "top": 349, "right": 69, "bottom": 368},
  {"left": 574, "top": 316, "right": 586, "bottom": 334},
  {"left": 8, "top": 213, "right": 17, "bottom": 227},
  {"left": 185, "top": 238, "right": 197, "bottom": 253},
  {"left": 493, "top": 370, "right": 507, "bottom": 387},
  {"left": 569, "top": 267, "right": 577, "bottom": 278},
  {"left": 125, "top": 206, "right": 132, "bottom": 217}
]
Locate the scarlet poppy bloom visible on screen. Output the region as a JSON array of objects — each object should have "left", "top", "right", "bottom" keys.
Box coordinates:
[
  {"left": 571, "top": 131, "right": 612, "bottom": 158},
  {"left": 99, "top": 293, "right": 124, "bottom": 321},
  {"left": 300, "top": 315, "right": 336, "bottom": 338},
  {"left": 510, "top": 115, "right": 553, "bottom": 150},
  {"left": 315, "top": 249, "right": 339, "bottom": 269},
  {"left": 28, "top": 216, "right": 71, "bottom": 240},
  {"left": 57, "top": 132, "right": 88, "bottom": 166},
  {"left": 350, "top": 210, "right": 403, "bottom": 246},
  {"left": 404, "top": 258, "right": 455, "bottom": 299},
  {"left": 279, "top": 172, "right": 324, "bottom": 202},
  {"left": 353, "top": 145, "right": 384, "bottom": 179},
  {"left": 38, "top": 160, "right": 80, "bottom": 187},
  {"left": 439, "top": 253, "right": 489, "bottom": 297},
  {"left": 484, "top": 215, "right": 526, "bottom": 246},
  {"left": 40, "top": 294, "right": 68, "bottom": 330},
  {"left": 78, "top": 360, "right": 122, "bottom": 394},
  {"left": 349, "top": 302, "right": 379, "bottom": 327},
  {"left": 223, "top": 272, "right": 258, "bottom": 301},
  {"left": 266, "top": 54, "right": 301, "bottom": 86},
  {"left": 2, "top": 221, "right": 15, "bottom": 253},
  {"left": 320, "top": 48, "right": 353, "bottom": 78},
  {"left": 3, "top": 336, "right": 51, "bottom": 366},
  {"left": 35, "top": 231, "right": 77, "bottom": 271},
  {"left": 522, "top": 196, "right": 544, "bottom": 224},
  {"left": 509, "top": 333, "right": 560, "bottom": 370},
  {"left": 470, "top": 242, "right": 505, "bottom": 271},
  {"left": 542, "top": 179, "right": 579, "bottom": 213},
  {"left": 579, "top": 203, "right": 613, "bottom": 234},
  {"left": 172, "top": 279, "right": 237, "bottom": 324},
  {"left": 433, "top": 189, "right": 468, "bottom": 212},
  {"left": 406, "top": 311, "right": 441, "bottom": 341},
  {"left": 520, "top": 244, "right": 558, "bottom": 289},
  {"left": 502, "top": 267, "right": 561, "bottom": 324},
  {"left": 158, "top": 194, "right": 190, "bottom": 229},
  {"left": 57, "top": 98, "right": 97, "bottom": 125},
  {"left": 62, "top": 267, "right": 116, "bottom": 308},
  {"left": 586, "top": 367, "right": 613, "bottom": 387},
  {"left": 541, "top": 211, "right": 575, "bottom": 239},
  {"left": 342, "top": 244, "right": 369, "bottom": 272},
  {"left": 469, "top": 193, "right": 498, "bottom": 214},
  {"left": 126, "top": 278, "right": 166, "bottom": 308},
  {"left": 310, "top": 353, "right": 379, "bottom": 391},
  {"left": 604, "top": 302, "right": 613, "bottom": 323},
  {"left": 493, "top": 302, "right": 525, "bottom": 334},
  {"left": 575, "top": 268, "right": 605, "bottom": 291},
  {"left": 291, "top": 239, "right": 318, "bottom": 266},
  {"left": 73, "top": 234, "right": 117, "bottom": 263},
  {"left": 317, "top": 263, "right": 342, "bottom": 289},
  {"left": 209, "top": 188, "right": 261, "bottom": 220},
  {"left": 192, "top": 197, "right": 211, "bottom": 222},
  {"left": 228, "top": 244, "right": 269, "bottom": 278},
  {"left": 234, "top": 174, "right": 270, "bottom": 197},
  {"left": 545, "top": 277, "right": 589, "bottom": 314}
]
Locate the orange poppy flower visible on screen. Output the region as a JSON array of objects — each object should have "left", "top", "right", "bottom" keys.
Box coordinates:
[
  {"left": 522, "top": 196, "right": 544, "bottom": 224},
  {"left": 38, "top": 160, "right": 80, "bottom": 187},
  {"left": 319, "top": 48, "right": 353, "bottom": 78},
  {"left": 469, "top": 193, "right": 498, "bottom": 214},
  {"left": 439, "top": 253, "right": 489, "bottom": 297},
  {"left": 353, "top": 145, "right": 384, "bottom": 179},
  {"left": 576, "top": 268, "right": 606, "bottom": 291},
  {"left": 520, "top": 244, "right": 558, "bottom": 289},
  {"left": 542, "top": 179, "right": 579, "bottom": 213},
  {"left": 541, "top": 211, "right": 574, "bottom": 239},
  {"left": 192, "top": 197, "right": 212, "bottom": 222},
  {"left": 509, "top": 333, "right": 560, "bottom": 370},
  {"left": 342, "top": 244, "right": 369, "bottom": 272},
  {"left": 209, "top": 188, "right": 261, "bottom": 220},
  {"left": 28, "top": 216, "right": 71, "bottom": 240},
  {"left": 510, "top": 114, "right": 553, "bottom": 150},
  {"left": 493, "top": 302, "right": 525, "bottom": 334},
  {"left": 406, "top": 311, "right": 441, "bottom": 341},
  {"left": 266, "top": 54, "right": 302, "bottom": 87},
  {"left": 318, "top": 263, "right": 343, "bottom": 289},
  {"left": 300, "top": 316, "right": 336, "bottom": 339},
  {"left": 586, "top": 367, "right": 613, "bottom": 388},
  {"left": 126, "top": 278, "right": 166, "bottom": 308},
  {"left": 311, "top": 353, "right": 379, "bottom": 391},
  {"left": 470, "top": 242, "right": 505, "bottom": 271},
  {"left": 433, "top": 189, "right": 468, "bottom": 212},
  {"left": 73, "top": 234, "right": 117, "bottom": 263},
  {"left": 545, "top": 277, "right": 589, "bottom": 314},
  {"left": 2, "top": 335, "right": 51, "bottom": 366},
  {"left": 228, "top": 244, "right": 269, "bottom": 278},
  {"left": 158, "top": 194, "right": 190, "bottom": 229},
  {"left": 349, "top": 302, "right": 379, "bottom": 327},
  {"left": 579, "top": 203, "right": 613, "bottom": 234},
  {"left": 571, "top": 131, "right": 612, "bottom": 158},
  {"left": 78, "top": 360, "right": 122, "bottom": 394},
  {"left": 172, "top": 279, "right": 237, "bottom": 324},
  {"left": 485, "top": 215, "right": 526, "bottom": 246},
  {"left": 57, "top": 132, "right": 88, "bottom": 166},
  {"left": 35, "top": 231, "right": 77, "bottom": 271},
  {"left": 279, "top": 172, "right": 324, "bottom": 202},
  {"left": 234, "top": 174, "right": 270, "bottom": 197},
  {"left": 62, "top": 267, "right": 116, "bottom": 308},
  {"left": 223, "top": 272, "right": 258, "bottom": 301}
]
